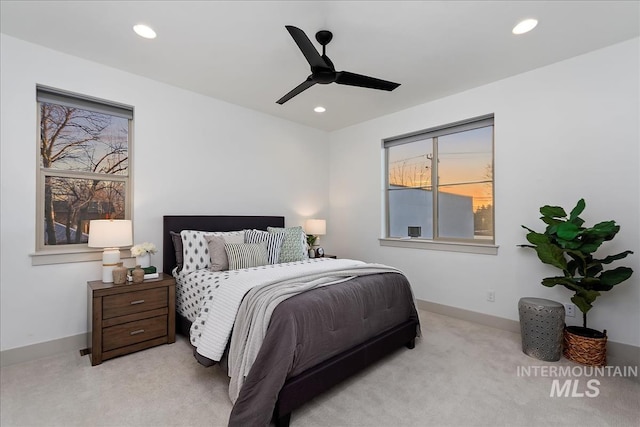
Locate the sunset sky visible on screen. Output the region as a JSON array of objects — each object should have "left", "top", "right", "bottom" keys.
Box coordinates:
[{"left": 388, "top": 126, "right": 493, "bottom": 211}]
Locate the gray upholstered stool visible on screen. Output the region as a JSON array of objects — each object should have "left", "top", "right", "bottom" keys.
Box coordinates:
[{"left": 518, "top": 297, "right": 565, "bottom": 361}]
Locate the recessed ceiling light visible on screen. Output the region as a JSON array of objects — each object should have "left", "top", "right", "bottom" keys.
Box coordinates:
[
  {"left": 133, "top": 24, "right": 156, "bottom": 39},
  {"left": 512, "top": 19, "right": 538, "bottom": 35},
  {"left": 314, "top": 106, "right": 326, "bottom": 113}
]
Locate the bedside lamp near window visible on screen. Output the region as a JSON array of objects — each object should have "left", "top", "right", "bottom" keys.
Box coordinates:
[
  {"left": 88, "top": 219, "right": 133, "bottom": 283},
  {"left": 304, "top": 219, "right": 326, "bottom": 257}
]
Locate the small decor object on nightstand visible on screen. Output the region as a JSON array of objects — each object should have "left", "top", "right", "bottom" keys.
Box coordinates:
[
  {"left": 131, "top": 265, "right": 145, "bottom": 283},
  {"left": 127, "top": 266, "right": 159, "bottom": 282},
  {"left": 127, "top": 265, "right": 159, "bottom": 282},
  {"left": 112, "top": 264, "right": 128, "bottom": 285},
  {"left": 130, "top": 242, "right": 157, "bottom": 268},
  {"left": 305, "top": 218, "right": 327, "bottom": 259}
]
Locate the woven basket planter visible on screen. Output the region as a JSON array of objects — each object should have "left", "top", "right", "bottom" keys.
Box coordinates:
[{"left": 563, "top": 327, "right": 607, "bottom": 366}]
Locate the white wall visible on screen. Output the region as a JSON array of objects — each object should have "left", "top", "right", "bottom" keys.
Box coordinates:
[
  {"left": 327, "top": 38, "right": 640, "bottom": 347},
  {"left": 0, "top": 35, "right": 329, "bottom": 351},
  {"left": 2, "top": 33, "right": 638, "bottom": 353}
]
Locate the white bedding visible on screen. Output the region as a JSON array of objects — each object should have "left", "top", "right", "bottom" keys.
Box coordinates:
[{"left": 174, "top": 259, "right": 336, "bottom": 323}]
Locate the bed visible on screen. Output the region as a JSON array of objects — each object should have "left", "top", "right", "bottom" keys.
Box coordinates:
[{"left": 163, "top": 215, "right": 419, "bottom": 427}]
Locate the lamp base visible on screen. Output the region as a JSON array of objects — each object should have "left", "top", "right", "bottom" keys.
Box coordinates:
[{"left": 102, "top": 248, "right": 121, "bottom": 283}]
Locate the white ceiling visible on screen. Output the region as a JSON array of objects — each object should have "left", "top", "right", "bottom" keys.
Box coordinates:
[{"left": 1, "top": 1, "right": 638, "bottom": 131}]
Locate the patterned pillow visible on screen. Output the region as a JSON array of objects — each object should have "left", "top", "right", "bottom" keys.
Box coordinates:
[
  {"left": 244, "top": 229, "right": 285, "bottom": 265},
  {"left": 225, "top": 242, "right": 268, "bottom": 270},
  {"left": 205, "top": 234, "right": 245, "bottom": 271},
  {"left": 267, "top": 226, "right": 308, "bottom": 263},
  {"left": 180, "top": 230, "right": 244, "bottom": 273}
]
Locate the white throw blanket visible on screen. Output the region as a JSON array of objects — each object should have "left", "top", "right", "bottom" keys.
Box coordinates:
[{"left": 226, "top": 262, "right": 403, "bottom": 402}]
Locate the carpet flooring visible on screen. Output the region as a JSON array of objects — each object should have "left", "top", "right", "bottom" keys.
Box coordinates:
[{"left": 1, "top": 310, "right": 638, "bottom": 426}]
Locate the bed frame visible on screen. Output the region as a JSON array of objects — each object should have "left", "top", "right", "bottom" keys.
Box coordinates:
[{"left": 163, "top": 215, "right": 418, "bottom": 427}]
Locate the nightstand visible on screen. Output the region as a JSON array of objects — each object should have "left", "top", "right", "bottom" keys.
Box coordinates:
[{"left": 88, "top": 272, "right": 175, "bottom": 366}]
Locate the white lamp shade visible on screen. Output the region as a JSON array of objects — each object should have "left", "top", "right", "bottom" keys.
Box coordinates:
[
  {"left": 305, "top": 219, "right": 326, "bottom": 236},
  {"left": 88, "top": 220, "right": 133, "bottom": 248}
]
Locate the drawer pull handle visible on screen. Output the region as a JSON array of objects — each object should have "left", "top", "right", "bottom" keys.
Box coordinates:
[
  {"left": 130, "top": 329, "right": 145, "bottom": 335},
  {"left": 130, "top": 299, "right": 145, "bottom": 305}
]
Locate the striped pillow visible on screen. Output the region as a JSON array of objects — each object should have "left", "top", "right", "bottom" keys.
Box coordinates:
[
  {"left": 244, "top": 229, "right": 285, "bottom": 265},
  {"left": 224, "top": 242, "right": 268, "bottom": 270}
]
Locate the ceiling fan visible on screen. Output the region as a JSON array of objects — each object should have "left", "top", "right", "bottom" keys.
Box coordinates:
[{"left": 276, "top": 25, "right": 401, "bottom": 105}]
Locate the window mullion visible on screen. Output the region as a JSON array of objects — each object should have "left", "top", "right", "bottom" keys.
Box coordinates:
[
  {"left": 41, "top": 168, "right": 128, "bottom": 181},
  {"left": 432, "top": 137, "right": 439, "bottom": 240}
]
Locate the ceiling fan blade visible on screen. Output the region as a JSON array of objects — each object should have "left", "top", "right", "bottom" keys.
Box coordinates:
[
  {"left": 285, "top": 25, "right": 328, "bottom": 69},
  {"left": 335, "top": 71, "right": 400, "bottom": 91},
  {"left": 276, "top": 78, "right": 317, "bottom": 104}
]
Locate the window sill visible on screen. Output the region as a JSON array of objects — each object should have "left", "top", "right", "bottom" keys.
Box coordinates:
[
  {"left": 379, "top": 238, "right": 499, "bottom": 255},
  {"left": 30, "top": 248, "right": 105, "bottom": 265},
  {"left": 30, "top": 249, "right": 133, "bottom": 266}
]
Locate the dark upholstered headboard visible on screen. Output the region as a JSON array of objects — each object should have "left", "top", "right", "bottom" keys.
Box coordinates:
[{"left": 162, "top": 215, "right": 285, "bottom": 273}]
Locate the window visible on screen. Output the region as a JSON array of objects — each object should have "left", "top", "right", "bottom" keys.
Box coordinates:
[
  {"left": 36, "top": 86, "right": 133, "bottom": 255},
  {"left": 384, "top": 114, "right": 494, "bottom": 249}
]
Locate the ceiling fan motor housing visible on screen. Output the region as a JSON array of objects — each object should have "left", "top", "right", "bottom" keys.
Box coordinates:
[{"left": 315, "top": 30, "right": 333, "bottom": 46}]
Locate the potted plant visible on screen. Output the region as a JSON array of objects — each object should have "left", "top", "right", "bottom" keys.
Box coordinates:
[
  {"left": 306, "top": 234, "right": 318, "bottom": 258},
  {"left": 520, "top": 199, "right": 634, "bottom": 366}
]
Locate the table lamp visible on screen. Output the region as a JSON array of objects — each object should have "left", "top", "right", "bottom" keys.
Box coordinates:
[{"left": 88, "top": 219, "right": 133, "bottom": 283}]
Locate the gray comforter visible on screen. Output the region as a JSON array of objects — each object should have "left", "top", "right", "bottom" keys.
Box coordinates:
[{"left": 227, "top": 271, "right": 419, "bottom": 426}]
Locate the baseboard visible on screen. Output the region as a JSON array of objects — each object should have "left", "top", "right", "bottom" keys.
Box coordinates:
[
  {"left": 0, "top": 333, "right": 88, "bottom": 367},
  {"left": 417, "top": 299, "right": 640, "bottom": 374},
  {"left": 606, "top": 341, "right": 640, "bottom": 373},
  {"left": 417, "top": 299, "right": 521, "bottom": 333}
]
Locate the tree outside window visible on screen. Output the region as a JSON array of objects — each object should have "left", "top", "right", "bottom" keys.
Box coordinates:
[{"left": 37, "top": 88, "right": 132, "bottom": 249}]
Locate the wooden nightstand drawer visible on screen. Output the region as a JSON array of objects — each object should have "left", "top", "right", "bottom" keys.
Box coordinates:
[
  {"left": 103, "top": 315, "right": 168, "bottom": 352},
  {"left": 103, "top": 287, "right": 167, "bottom": 319}
]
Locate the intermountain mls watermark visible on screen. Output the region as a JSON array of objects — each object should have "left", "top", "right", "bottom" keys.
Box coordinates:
[{"left": 517, "top": 365, "right": 638, "bottom": 398}]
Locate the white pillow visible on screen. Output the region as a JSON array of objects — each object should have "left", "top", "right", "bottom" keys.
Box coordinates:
[{"left": 180, "top": 230, "right": 244, "bottom": 273}]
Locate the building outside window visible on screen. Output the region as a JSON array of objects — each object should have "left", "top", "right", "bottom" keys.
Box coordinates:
[
  {"left": 36, "top": 86, "right": 133, "bottom": 252},
  {"left": 384, "top": 114, "right": 494, "bottom": 245}
]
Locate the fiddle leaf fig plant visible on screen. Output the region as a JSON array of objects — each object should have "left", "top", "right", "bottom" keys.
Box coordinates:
[{"left": 520, "top": 198, "right": 634, "bottom": 330}]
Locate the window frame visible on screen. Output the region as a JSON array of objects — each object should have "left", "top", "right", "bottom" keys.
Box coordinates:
[
  {"left": 32, "top": 86, "right": 134, "bottom": 265},
  {"left": 382, "top": 114, "right": 497, "bottom": 254}
]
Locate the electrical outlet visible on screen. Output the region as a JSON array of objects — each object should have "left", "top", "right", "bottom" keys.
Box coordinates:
[
  {"left": 487, "top": 290, "right": 495, "bottom": 302},
  {"left": 565, "top": 303, "right": 575, "bottom": 317}
]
